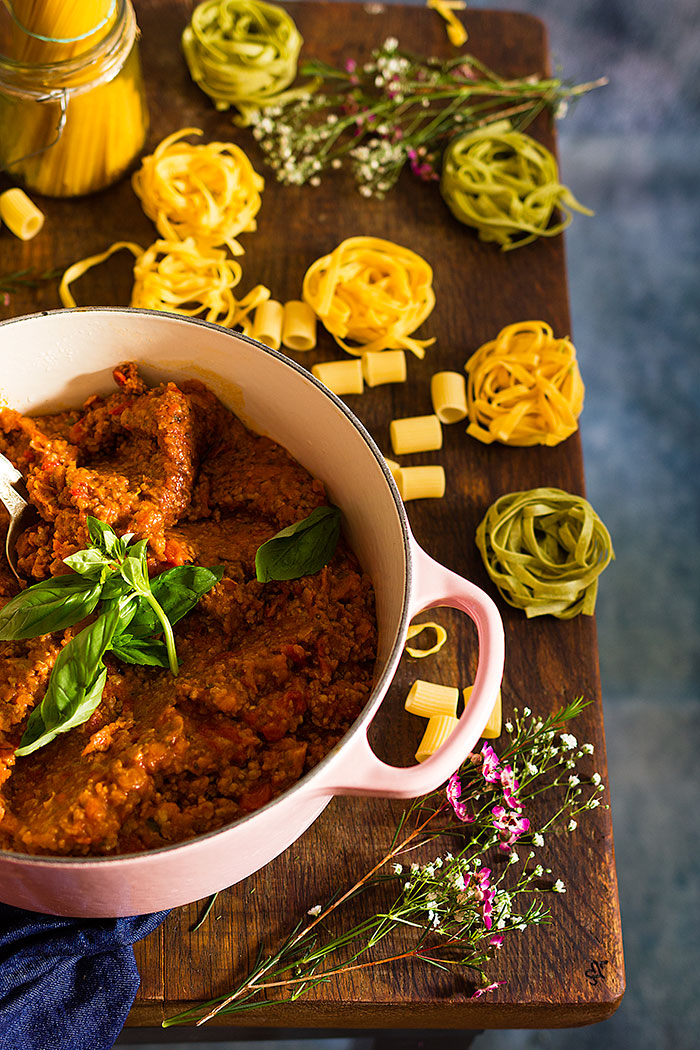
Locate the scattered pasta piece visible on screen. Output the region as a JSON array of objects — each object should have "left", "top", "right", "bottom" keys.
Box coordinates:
[
  {"left": 59, "top": 241, "right": 144, "bottom": 307},
  {"left": 282, "top": 299, "right": 317, "bottom": 351},
  {"left": 132, "top": 128, "right": 264, "bottom": 256},
  {"left": 405, "top": 621, "right": 448, "bottom": 658},
  {"left": 431, "top": 370, "right": 468, "bottom": 423},
  {"left": 311, "top": 359, "right": 364, "bottom": 396},
  {"left": 405, "top": 680, "right": 459, "bottom": 718},
  {"left": 426, "top": 0, "right": 468, "bottom": 48},
  {"left": 60, "top": 238, "right": 270, "bottom": 329},
  {"left": 362, "top": 349, "right": 407, "bottom": 387},
  {"left": 390, "top": 414, "right": 443, "bottom": 455},
  {"left": 398, "top": 465, "right": 446, "bottom": 501},
  {"left": 302, "top": 236, "right": 436, "bottom": 357},
  {"left": 464, "top": 684, "right": 502, "bottom": 739},
  {"left": 465, "top": 320, "right": 584, "bottom": 446},
  {"left": 0, "top": 188, "right": 45, "bottom": 241},
  {"left": 476, "top": 487, "right": 614, "bottom": 619},
  {"left": 440, "top": 119, "right": 593, "bottom": 250},
  {"left": 131, "top": 238, "right": 245, "bottom": 325},
  {"left": 416, "top": 714, "right": 459, "bottom": 762},
  {"left": 253, "top": 298, "right": 284, "bottom": 348},
  {"left": 182, "top": 0, "right": 308, "bottom": 126}
]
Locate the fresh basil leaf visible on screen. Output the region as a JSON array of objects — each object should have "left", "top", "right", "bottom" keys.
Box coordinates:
[
  {"left": 15, "top": 604, "right": 120, "bottom": 757},
  {"left": 119, "top": 553, "right": 150, "bottom": 595},
  {"left": 126, "top": 565, "right": 224, "bottom": 638},
  {"left": 110, "top": 634, "right": 171, "bottom": 668},
  {"left": 255, "top": 506, "right": 341, "bottom": 582},
  {"left": 63, "top": 547, "right": 114, "bottom": 580},
  {"left": 86, "top": 516, "right": 121, "bottom": 557},
  {"left": 100, "top": 573, "right": 131, "bottom": 601},
  {"left": 0, "top": 575, "right": 102, "bottom": 641}
]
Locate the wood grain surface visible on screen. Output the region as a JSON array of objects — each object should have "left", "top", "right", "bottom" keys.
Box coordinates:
[{"left": 0, "top": 0, "right": 625, "bottom": 1031}]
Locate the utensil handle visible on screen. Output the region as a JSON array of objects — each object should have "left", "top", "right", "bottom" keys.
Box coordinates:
[
  {"left": 312, "top": 538, "right": 504, "bottom": 798},
  {"left": 0, "top": 453, "right": 27, "bottom": 517}
]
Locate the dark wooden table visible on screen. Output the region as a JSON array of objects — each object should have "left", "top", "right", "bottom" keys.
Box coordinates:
[{"left": 0, "top": 0, "right": 624, "bottom": 1035}]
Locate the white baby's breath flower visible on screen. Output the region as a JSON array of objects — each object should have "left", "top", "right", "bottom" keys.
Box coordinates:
[
  {"left": 560, "top": 733, "right": 577, "bottom": 750},
  {"left": 553, "top": 880, "right": 566, "bottom": 893},
  {"left": 307, "top": 904, "right": 322, "bottom": 917},
  {"left": 582, "top": 743, "right": 594, "bottom": 754},
  {"left": 568, "top": 819, "right": 577, "bottom": 831},
  {"left": 533, "top": 833, "right": 544, "bottom": 847},
  {"left": 569, "top": 775, "right": 580, "bottom": 787},
  {"left": 591, "top": 773, "right": 602, "bottom": 785},
  {"left": 393, "top": 863, "right": 403, "bottom": 874}
]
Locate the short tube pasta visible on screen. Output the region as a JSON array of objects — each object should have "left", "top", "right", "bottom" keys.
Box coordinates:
[
  {"left": 405, "top": 680, "right": 459, "bottom": 718},
  {"left": 253, "top": 299, "right": 284, "bottom": 349},
  {"left": 415, "top": 714, "right": 459, "bottom": 762},
  {"left": 311, "top": 359, "right": 364, "bottom": 396},
  {"left": 397, "top": 466, "right": 446, "bottom": 502},
  {"left": 0, "top": 188, "right": 45, "bottom": 241},
  {"left": 463, "top": 684, "right": 502, "bottom": 739},
  {"left": 431, "top": 370, "right": 468, "bottom": 424},
  {"left": 390, "top": 415, "right": 443, "bottom": 456},
  {"left": 282, "top": 300, "right": 317, "bottom": 351},
  {"left": 362, "top": 350, "right": 407, "bottom": 387}
]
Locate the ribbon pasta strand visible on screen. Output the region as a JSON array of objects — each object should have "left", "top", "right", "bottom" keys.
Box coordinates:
[
  {"left": 302, "top": 236, "right": 436, "bottom": 358},
  {"left": 440, "top": 120, "right": 592, "bottom": 250},
  {"left": 182, "top": 0, "right": 308, "bottom": 126},
  {"left": 476, "top": 488, "right": 614, "bottom": 619},
  {"left": 465, "top": 320, "right": 585, "bottom": 446},
  {"left": 132, "top": 128, "right": 264, "bottom": 256}
]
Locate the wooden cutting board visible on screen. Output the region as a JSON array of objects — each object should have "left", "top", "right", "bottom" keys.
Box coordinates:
[{"left": 0, "top": 0, "right": 624, "bottom": 1031}]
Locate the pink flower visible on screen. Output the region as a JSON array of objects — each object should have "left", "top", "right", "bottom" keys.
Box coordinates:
[
  {"left": 481, "top": 743, "right": 501, "bottom": 783},
  {"left": 344, "top": 58, "right": 357, "bottom": 74},
  {"left": 462, "top": 868, "right": 495, "bottom": 929},
  {"left": 446, "top": 773, "right": 474, "bottom": 823},
  {"left": 492, "top": 805, "right": 530, "bottom": 850},
  {"left": 500, "top": 764, "right": 521, "bottom": 810},
  {"left": 489, "top": 934, "right": 504, "bottom": 949},
  {"left": 471, "top": 981, "right": 504, "bottom": 1000}
]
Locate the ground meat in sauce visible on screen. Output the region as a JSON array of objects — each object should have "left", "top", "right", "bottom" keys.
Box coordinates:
[{"left": 0, "top": 364, "right": 377, "bottom": 857}]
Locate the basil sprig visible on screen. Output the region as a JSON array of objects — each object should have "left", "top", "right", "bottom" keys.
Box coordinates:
[
  {"left": 255, "top": 505, "right": 341, "bottom": 582},
  {"left": 1, "top": 516, "right": 222, "bottom": 757}
]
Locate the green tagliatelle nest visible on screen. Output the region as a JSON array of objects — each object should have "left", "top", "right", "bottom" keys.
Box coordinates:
[
  {"left": 440, "top": 119, "right": 593, "bottom": 249},
  {"left": 476, "top": 488, "right": 614, "bottom": 619},
  {"left": 182, "top": 0, "right": 306, "bottom": 126}
]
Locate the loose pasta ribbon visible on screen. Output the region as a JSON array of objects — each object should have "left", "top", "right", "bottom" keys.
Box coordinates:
[
  {"left": 440, "top": 119, "right": 593, "bottom": 250},
  {"left": 302, "top": 236, "right": 436, "bottom": 358},
  {"left": 182, "top": 0, "right": 310, "bottom": 126},
  {"left": 476, "top": 487, "right": 614, "bottom": 619},
  {"left": 59, "top": 238, "right": 270, "bottom": 329},
  {"left": 131, "top": 128, "right": 264, "bottom": 256},
  {"left": 465, "top": 320, "right": 585, "bottom": 446}
]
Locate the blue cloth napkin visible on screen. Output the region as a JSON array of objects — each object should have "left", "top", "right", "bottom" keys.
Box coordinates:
[{"left": 0, "top": 903, "right": 168, "bottom": 1050}]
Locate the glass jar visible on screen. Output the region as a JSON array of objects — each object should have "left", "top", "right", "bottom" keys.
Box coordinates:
[{"left": 0, "top": 0, "right": 149, "bottom": 197}]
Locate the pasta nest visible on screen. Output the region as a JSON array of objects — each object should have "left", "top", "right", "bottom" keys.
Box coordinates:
[
  {"left": 465, "top": 321, "right": 585, "bottom": 447},
  {"left": 130, "top": 237, "right": 268, "bottom": 327},
  {"left": 132, "top": 128, "right": 264, "bottom": 256},
  {"left": 302, "top": 236, "right": 436, "bottom": 358},
  {"left": 440, "top": 119, "right": 592, "bottom": 250},
  {"left": 182, "top": 0, "right": 305, "bottom": 126},
  {"left": 476, "top": 488, "right": 614, "bottom": 619}
]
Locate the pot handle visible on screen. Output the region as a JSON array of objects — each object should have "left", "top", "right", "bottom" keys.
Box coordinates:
[{"left": 311, "top": 538, "right": 505, "bottom": 799}]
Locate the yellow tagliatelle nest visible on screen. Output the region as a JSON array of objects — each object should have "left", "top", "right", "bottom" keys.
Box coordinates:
[
  {"left": 131, "top": 128, "right": 264, "bottom": 256},
  {"left": 59, "top": 239, "right": 269, "bottom": 328},
  {"left": 302, "top": 237, "right": 436, "bottom": 357},
  {"left": 182, "top": 0, "right": 306, "bottom": 126},
  {"left": 476, "top": 488, "right": 614, "bottom": 619},
  {"left": 465, "top": 320, "right": 585, "bottom": 446},
  {"left": 440, "top": 120, "right": 593, "bottom": 250}
]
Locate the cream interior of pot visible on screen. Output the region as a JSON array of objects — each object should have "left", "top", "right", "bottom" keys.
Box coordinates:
[{"left": 0, "top": 308, "right": 409, "bottom": 679}]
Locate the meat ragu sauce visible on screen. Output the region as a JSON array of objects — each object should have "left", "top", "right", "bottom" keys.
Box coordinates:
[{"left": 0, "top": 363, "right": 377, "bottom": 856}]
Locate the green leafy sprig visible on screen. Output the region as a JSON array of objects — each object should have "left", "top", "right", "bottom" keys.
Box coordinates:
[
  {"left": 0, "top": 516, "right": 222, "bottom": 756},
  {"left": 248, "top": 38, "right": 606, "bottom": 197},
  {"left": 0, "top": 268, "right": 61, "bottom": 306},
  {"left": 163, "top": 698, "right": 606, "bottom": 1026}
]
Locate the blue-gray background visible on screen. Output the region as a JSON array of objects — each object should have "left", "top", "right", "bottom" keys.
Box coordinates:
[{"left": 118, "top": 0, "right": 700, "bottom": 1046}]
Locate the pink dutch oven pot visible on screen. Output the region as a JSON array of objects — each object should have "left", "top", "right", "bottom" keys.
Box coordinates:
[{"left": 0, "top": 309, "right": 504, "bottom": 917}]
